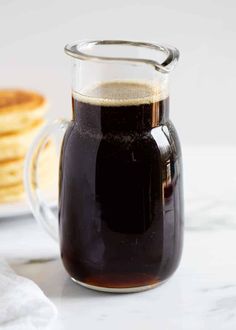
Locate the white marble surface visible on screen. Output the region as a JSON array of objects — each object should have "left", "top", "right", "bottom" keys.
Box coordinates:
[{"left": 0, "top": 146, "right": 236, "bottom": 330}]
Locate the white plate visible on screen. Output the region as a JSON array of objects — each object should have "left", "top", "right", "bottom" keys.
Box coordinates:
[{"left": 0, "top": 199, "right": 57, "bottom": 219}]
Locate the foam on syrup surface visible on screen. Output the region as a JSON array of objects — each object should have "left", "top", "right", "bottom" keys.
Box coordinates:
[{"left": 73, "top": 80, "right": 167, "bottom": 106}]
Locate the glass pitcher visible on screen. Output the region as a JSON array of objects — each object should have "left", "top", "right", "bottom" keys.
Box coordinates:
[{"left": 24, "top": 40, "right": 184, "bottom": 293}]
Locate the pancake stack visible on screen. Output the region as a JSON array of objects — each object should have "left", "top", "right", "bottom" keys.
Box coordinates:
[{"left": 0, "top": 89, "right": 56, "bottom": 203}]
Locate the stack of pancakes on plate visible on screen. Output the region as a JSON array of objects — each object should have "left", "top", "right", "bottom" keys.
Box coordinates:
[{"left": 0, "top": 89, "right": 56, "bottom": 203}]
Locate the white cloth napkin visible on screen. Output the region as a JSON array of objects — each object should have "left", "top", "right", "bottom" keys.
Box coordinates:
[{"left": 0, "top": 260, "right": 57, "bottom": 330}]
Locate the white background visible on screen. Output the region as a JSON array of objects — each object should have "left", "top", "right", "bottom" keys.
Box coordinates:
[{"left": 0, "top": 0, "right": 235, "bottom": 145}]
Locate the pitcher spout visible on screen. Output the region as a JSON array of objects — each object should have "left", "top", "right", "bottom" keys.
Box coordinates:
[{"left": 64, "top": 40, "right": 179, "bottom": 74}]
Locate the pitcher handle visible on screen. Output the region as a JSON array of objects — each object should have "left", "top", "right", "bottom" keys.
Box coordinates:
[{"left": 24, "top": 119, "right": 69, "bottom": 241}]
